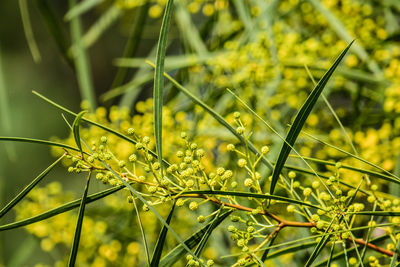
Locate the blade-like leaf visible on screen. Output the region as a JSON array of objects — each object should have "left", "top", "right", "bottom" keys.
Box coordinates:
[
  {"left": 390, "top": 237, "right": 400, "bottom": 267},
  {"left": 64, "top": 0, "right": 104, "bottom": 21},
  {"left": 0, "top": 136, "right": 81, "bottom": 153},
  {"left": 69, "top": 0, "right": 96, "bottom": 111},
  {"left": 109, "top": 2, "right": 149, "bottom": 90},
  {"left": 193, "top": 208, "right": 229, "bottom": 257},
  {"left": 32, "top": 91, "right": 167, "bottom": 165},
  {"left": 133, "top": 196, "right": 151, "bottom": 266},
  {"left": 176, "top": 190, "right": 321, "bottom": 210},
  {"left": 151, "top": 202, "right": 176, "bottom": 266},
  {"left": 0, "top": 155, "right": 64, "bottom": 219},
  {"left": 33, "top": 0, "right": 74, "bottom": 68},
  {"left": 154, "top": 0, "right": 174, "bottom": 180},
  {"left": 0, "top": 183, "right": 127, "bottom": 232},
  {"left": 261, "top": 232, "right": 279, "bottom": 261},
  {"left": 305, "top": 219, "right": 335, "bottom": 267},
  {"left": 0, "top": 50, "right": 16, "bottom": 161},
  {"left": 159, "top": 211, "right": 231, "bottom": 267},
  {"left": 270, "top": 41, "right": 354, "bottom": 195},
  {"left": 19, "top": 0, "right": 41, "bottom": 63},
  {"left": 72, "top": 110, "right": 87, "bottom": 156},
  {"left": 68, "top": 172, "right": 91, "bottom": 267},
  {"left": 263, "top": 241, "right": 316, "bottom": 261}
]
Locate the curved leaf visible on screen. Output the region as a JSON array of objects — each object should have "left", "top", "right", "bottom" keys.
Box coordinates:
[
  {"left": 270, "top": 41, "right": 354, "bottom": 195},
  {"left": 0, "top": 155, "right": 64, "bottom": 219},
  {"left": 150, "top": 202, "right": 176, "bottom": 266}
]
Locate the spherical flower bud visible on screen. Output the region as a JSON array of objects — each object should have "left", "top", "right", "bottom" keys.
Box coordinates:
[
  {"left": 186, "top": 179, "right": 194, "bottom": 188},
  {"left": 231, "top": 181, "right": 238, "bottom": 188},
  {"left": 96, "top": 173, "right": 104, "bottom": 180},
  {"left": 228, "top": 225, "right": 236, "bottom": 232},
  {"left": 135, "top": 142, "right": 143, "bottom": 150},
  {"left": 347, "top": 190, "right": 356, "bottom": 197},
  {"left": 197, "top": 215, "right": 206, "bottom": 223},
  {"left": 342, "top": 231, "right": 350, "bottom": 239},
  {"left": 303, "top": 188, "right": 312, "bottom": 197},
  {"left": 237, "top": 239, "right": 245, "bottom": 247},
  {"left": 236, "top": 126, "right": 245, "bottom": 135},
  {"left": 244, "top": 178, "right": 253, "bottom": 187},
  {"left": 207, "top": 259, "right": 214, "bottom": 266},
  {"left": 349, "top": 257, "right": 357, "bottom": 265},
  {"left": 153, "top": 162, "right": 160, "bottom": 170},
  {"left": 371, "top": 184, "right": 378, "bottom": 191},
  {"left": 190, "top": 143, "right": 198, "bottom": 150},
  {"left": 87, "top": 156, "right": 94, "bottom": 163},
  {"left": 222, "top": 170, "right": 233, "bottom": 180},
  {"left": 231, "top": 216, "right": 240, "bottom": 222},
  {"left": 127, "top": 128, "right": 135, "bottom": 135},
  {"left": 143, "top": 136, "right": 150, "bottom": 144},
  {"left": 247, "top": 226, "right": 255, "bottom": 233},
  {"left": 118, "top": 160, "right": 126, "bottom": 168},
  {"left": 129, "top": 154, "right": 137, "bottom": 162},
  {"left": 100, "top": 136, "right": 107, "bottom": 143},
  {"left": 189, "top": 201, "right": 199, "bottom": 210},
  {"left": 68, "top": 167, "right": 74, "bottom": 173},
  {"left": 261, "top": 146, "right": 269, "bottom": 154},
  {"left": 335, "top": 162, "right": 342, "bottom": 169},
  {"left": 176, "top": 199, "right": 185, "bottom": 207},
  {"left": 127, "top": 196, "right": 133, "bottom": 203},
  {"left": 336, "top": 189, "right": 342, "bottom": 195},
  {"left": 184, "top": 156, "right": 192, "bottom": 164},
  {"left": 288, "top": 171, "right": 296, "bottom": 179},
  {"left": 227, "top": 144, "right": 235, "bottom": 151},
  {"left": 254, "top": 172, "right": 261, "bottom": 180},
  {"left": 287, "top": 205, "right": 295, "bottom": 212},
  {"left": 233, "top": 111, "right": 241, "bottom": 119},
  {"left": 180, "top": 132, "right": 187, "bottom": 139},
  {"left": 242, "top": 246, "right": 249, "bottom": 252},
  {"left": 316, "top": 221, "right": 325, "bottom": 229},
  {"left": 312, "top": 181, "right": 320, "bottom": 189},
  {"left": 367, "top": 195, "right": 376, "bottom": 203},
  {"left": 148, "top": 186, "right": 157, "bottom": 194},
  {"left": 293, "top": 181, "right": 300, "bottom": 188},
  {"left": 311, "top": 214, "right": 320, "bottom": 222},
  {"left": 238, "top": 159, "right": 247, "bottom": 168},
  {"left": 216, "top": 167, "right": 225, "bottom": 176},
  {"left": 176, "top": 151, "right": 184, "bottom": 158},
  {"left": 196, "top": 149, "right": 205, "bottom": 157}
]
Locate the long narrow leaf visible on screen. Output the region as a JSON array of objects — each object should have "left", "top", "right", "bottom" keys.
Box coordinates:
[
  {"left": 154, "top": 0, "right": 174, "bottom": 180},
  {"left": 68, "top": 172, "right": 91, "bottom": 267},
  {"left": 133, "top": 196, "right": 151, "bottom": 266},
  {"left": 159, "top": 211, "right": 231, "bottom": 267},
  {"left": 151, "top": 202, "right": 176, "bottom": 266},
  {"left": 0, "top": 50, "right": 16, "bottom": 161},
  {"left": 390, "top": 237, "right": 400, "bottom": 266},
  {"left": 176, "top": 190, "right": 321, "bottom": 210},
  {"left": 0, "top": 155, "right": 64, "bottom": 219},
  {"left": 0, "top": 183, "right": 127, "bottom": 232},
  {"left": 270, "top": 41, "right": 354, "bottom": 195},
  {"left": 19, "top": 0, "right": 41, "bottom": 63},
  {"left": 72, "top": 110, "right": 87, "bottom": 156},
  {"left": 0, "top": 136, "right": 81, "bottom": 153},
  {"left": 69, "top": 0, "right": 96, "bottom": 111},
  {"left": 32, "top": 91, "right": 167, "bottom": 165},
  {"left": 110, "top": 2, "right": 149, "bottom": 90},
  {"left": 64, "top": 0, "right": 104, "bottom": 21},
  {"left": 193, "top": 208, "right": 229, "bottom": 257},
  {"left": 33, "top": 0, "right": 74, "bottom": 68}
]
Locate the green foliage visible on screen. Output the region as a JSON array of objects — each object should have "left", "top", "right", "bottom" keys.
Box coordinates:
[{"left": 2, "top": 0, "right": 400, "bottom": 266}]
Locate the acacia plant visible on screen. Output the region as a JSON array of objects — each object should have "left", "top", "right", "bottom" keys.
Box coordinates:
[{"left": 1, "top": 0, "right": 400, "bottom": 266}]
